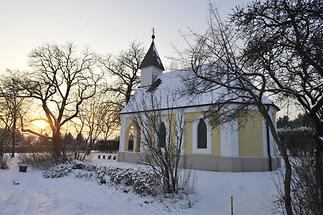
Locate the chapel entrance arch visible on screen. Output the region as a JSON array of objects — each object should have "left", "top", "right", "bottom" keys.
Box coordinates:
[{"left": 125, "top": 121, "right": 140, "bottom": 152}]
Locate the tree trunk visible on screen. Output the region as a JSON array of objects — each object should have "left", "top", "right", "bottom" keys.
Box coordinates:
[
  {"left": 52, "top": 130, "right": 62, "bottom": 160},
  {"left": 11, "top": 116, "right": 16, "bottom": 158},
  {"left": 262, "top": 109, "right": 293, "bottom": 215},
  {"left": 283, "top": 153, "right": 293, "bottom": 215},
  {"left": 0, "top": 135, "right": 4, "bottom": 158},
  {"left": 0, "top": 142, "right": 3, "bottom": 158},
  {"left": 314, "top": 140, "right": 323, "bottom": 214},
  {"left": 310, "top": 111, "right": 323, "bottom": 214},
  {"left": 274, "top": 139, "right": 293, "bottom": 215}
]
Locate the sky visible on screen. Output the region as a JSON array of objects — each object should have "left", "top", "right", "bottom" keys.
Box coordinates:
[{"left": 0, "top": 0, "right": 250, "bottom": 73}]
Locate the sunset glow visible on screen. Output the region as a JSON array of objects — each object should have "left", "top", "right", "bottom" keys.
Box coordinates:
[{"left": 31, "top": 119, "right": 47, "bottom": 130}]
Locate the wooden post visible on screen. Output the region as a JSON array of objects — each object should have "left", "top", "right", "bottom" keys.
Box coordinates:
[{"left": 231, "top": 196, "right": 233, "bottom": 215}]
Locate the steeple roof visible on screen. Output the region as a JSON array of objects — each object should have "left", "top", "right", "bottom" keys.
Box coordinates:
[{"left": 140, "top": 35, "right": 165, "bottom": 71}]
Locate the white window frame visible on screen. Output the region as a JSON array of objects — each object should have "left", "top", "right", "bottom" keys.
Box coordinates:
[{"left": 192, "top": 116, "right": 212, "bottom": 154}]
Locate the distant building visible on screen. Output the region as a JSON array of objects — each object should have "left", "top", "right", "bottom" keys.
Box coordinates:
[{"left": 118, "top": 35, "right": 279, "bottom": 172}]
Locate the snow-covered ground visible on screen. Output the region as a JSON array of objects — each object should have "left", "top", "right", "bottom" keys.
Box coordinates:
[{"left": 0, "top": 155, "right": 280, "bottom": 215}]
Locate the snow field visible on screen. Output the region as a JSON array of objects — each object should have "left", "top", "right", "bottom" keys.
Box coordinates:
[{"left": 0, "top": 156, "right": 279, "bottom": 215}]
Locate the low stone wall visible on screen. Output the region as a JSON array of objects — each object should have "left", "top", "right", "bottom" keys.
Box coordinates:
[
  {"left": 118, "top": 151, "right": 280, "bottom": 172},
  {"left": 117, "top": 151, "right": 140, "bottom": 163}
]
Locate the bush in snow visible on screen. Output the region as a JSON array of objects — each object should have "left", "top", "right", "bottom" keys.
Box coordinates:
[
  {"left": 43, "top": 163, "right": 72, "bottom": 178},
  {"left": 71, "top": 160, "right": 97, "bottom": 171},
  {"left": 106, "top": 167, "right": 161, "bottom": 196},
  {"left": 43, "top": 160, "right": 162, "bottom": 196},
  {"left": 0, "top": 156, "right": 8, "bottom": 169}
]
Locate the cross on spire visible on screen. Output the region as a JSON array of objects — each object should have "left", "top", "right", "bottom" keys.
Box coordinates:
[{"left": 151, "top": 27, "right": 155, "bottom": 40}]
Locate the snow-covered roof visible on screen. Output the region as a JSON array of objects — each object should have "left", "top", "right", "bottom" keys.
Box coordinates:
[{"left": 121, "top": 69, "right": 276, "bottom": 114}]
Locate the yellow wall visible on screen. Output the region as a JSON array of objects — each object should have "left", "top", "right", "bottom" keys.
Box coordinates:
[
  {"left": 184, "top": 112, "right": 196, "bottom": 154},
  {"left": 238, "top": 111, "right": 264, "bottom": 157},
  {"left": 167, "top": 114, "right": 176, "bottom": 146},
  {"left": 212, "top": 126, "right": 220, "bottom": 155},
  {"left": 184, "top": 112, "right": 220, "bottom": 155},
  {"left": 125, "top": 110, "right": 264, "bottom": 157}
]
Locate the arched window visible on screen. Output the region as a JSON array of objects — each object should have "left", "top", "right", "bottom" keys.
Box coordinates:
[
  {"left": 158, "top": 122, "right": 166, "bottom": 148},
  {"left": 128, "top": 125, "right": 136, "bottom": 151},
  {"left": 127, "top": 122, "right": 140, "bottom": 152},
  {"left": 197, "top": 119, "right": 207, "bottom": 149}
]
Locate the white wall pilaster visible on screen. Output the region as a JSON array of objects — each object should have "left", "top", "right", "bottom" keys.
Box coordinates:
[
  {"left": 220, "top": 119, "right": 239, "bottom": 157},
  {"left": 119, "top": 115, "right": 127, "bottom": 152},
  {"left": 231, "top": 119, "right": 239, "bottom": 156}
]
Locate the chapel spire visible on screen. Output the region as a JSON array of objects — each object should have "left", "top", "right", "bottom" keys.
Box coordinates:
[{"left": 139, "top": 30, "right": 165, "bottom": 71}]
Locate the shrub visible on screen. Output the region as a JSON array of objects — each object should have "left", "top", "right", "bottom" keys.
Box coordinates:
[
  {"left": 274, "top": 156, "right": 322, "bottom": 215},
  {"left": 43, "top": 160, "right": 162, "bottom": 196},
  {"left": 0, "top": 156, "right": 8, "bottom": 169},
  {"left": 277, "top": 127, "right": 316, "bottom": 156}
]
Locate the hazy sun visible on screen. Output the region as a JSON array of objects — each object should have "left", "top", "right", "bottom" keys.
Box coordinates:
[{"left": 31, "top": 120, "right": 47, "bottom": 130}]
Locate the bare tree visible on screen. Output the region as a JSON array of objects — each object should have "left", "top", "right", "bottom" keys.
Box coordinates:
[
  {"left": 180, "top": 5, "right": 294, "bottom": 214},
  {"left": 0, "top": 100, "right": 12, "bottom": 158},
  {"left": 80, "top": 100, "right": 103, "bottom": 154},
  {"left": 182, "top": 1, "right": 322, "bottom": 214},
  {"left": 69, "top": 119, "right": 87, "bottom": 160},
  {"left": 0, "top": 71, "right": 27, "bottom": 157},
  {"left": 98, "top": 99, "right": 119, "bottom": 142},
  {"left": 78, "top": 92, "right": 119, "bottom": 154},
  {"left": 131, "top": 93, "right": 185, "bottom": 194},
  {"left": 67, "top": 91, "right": 118, "bottom": 160},
  {"left": 99, "top": 41, "right": 145, "bottom": 111},
  {"left": 231, "top": 1, "right": 323, "bottom": 214},
  {"left": 17, "top": 43, "right": 102, "bottom": 160}
]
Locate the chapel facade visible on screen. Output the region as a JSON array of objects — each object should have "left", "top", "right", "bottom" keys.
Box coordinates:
[{"left": 117, "top": 35, "right": 280, "bottom": 172}]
